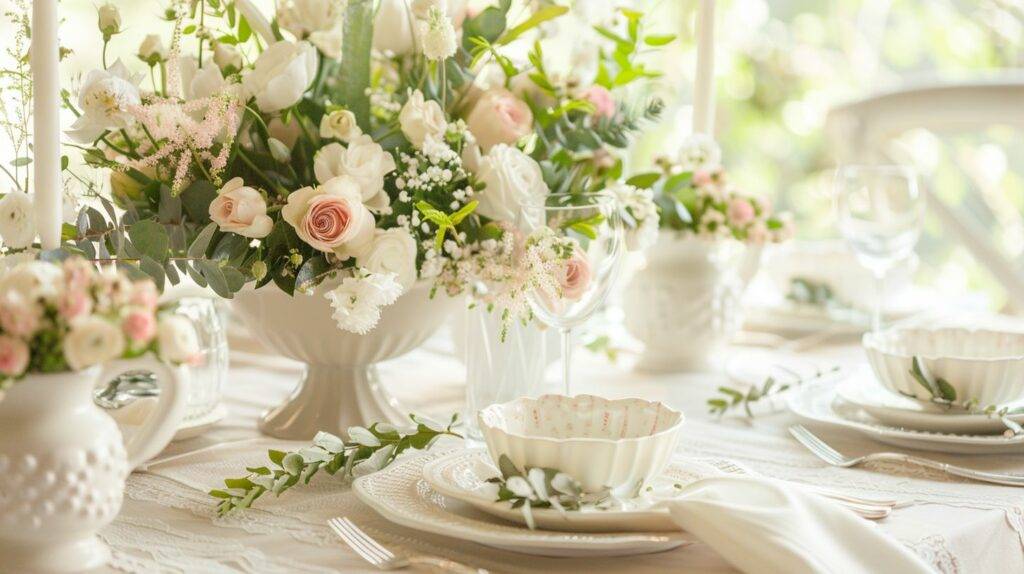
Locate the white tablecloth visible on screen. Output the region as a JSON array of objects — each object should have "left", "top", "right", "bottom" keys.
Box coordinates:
[{"left": 100, "top": 327, "right": 1024, "bottom": 573}]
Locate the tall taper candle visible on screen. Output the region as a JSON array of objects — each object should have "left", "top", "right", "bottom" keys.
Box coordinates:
[
  {"left": 32, "top": 0, "right": 62, "bottom": 250},
  {"left": 692, "top": 0, "right": 716, "bottom": 135}
]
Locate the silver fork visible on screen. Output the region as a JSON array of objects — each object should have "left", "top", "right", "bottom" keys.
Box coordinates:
[
  {"left": 790, "top": 425, "right": 1024, "bottom": 487},
  {"left": 327, "top": 517, "right": 488, "bottom": 574}
]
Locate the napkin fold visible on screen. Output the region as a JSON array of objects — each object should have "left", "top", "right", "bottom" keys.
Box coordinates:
[{"left": 663, "top": 476, "right": 934, "bottom": 574}]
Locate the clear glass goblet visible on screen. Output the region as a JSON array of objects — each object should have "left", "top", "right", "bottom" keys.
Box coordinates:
[
  {"left": 521, "top": 192, "right": 624, "bottom": 395},
  {"left": 834, "top": 164, "right": 923, "bottom": 332}
]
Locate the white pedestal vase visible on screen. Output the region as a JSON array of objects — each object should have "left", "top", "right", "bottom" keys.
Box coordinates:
[
  {"left": 232, "top": 280, "right": 461, "bottom": 440},
  {"left": 623, "top": 235, "right": 762, "bottom": 373},
  {"left": 0, "top": 359, "right": 187, "bottom": 573}
]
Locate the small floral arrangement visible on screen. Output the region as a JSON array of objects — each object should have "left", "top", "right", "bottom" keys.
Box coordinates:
[
  {"left": 630, "top": 135, "right": 793, "bottom": 244},
  {"left": 0, "top": 1, "right": 674, "bottom": 337},
  {"left": 212, "top": 413, "right": 459, "bottom": 515},
  {"left": 0, "top": 258, "right": 200, "bottom": 396}
]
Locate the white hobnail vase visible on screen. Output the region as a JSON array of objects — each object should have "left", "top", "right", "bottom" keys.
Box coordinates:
[
  {"left": 232, "top": 280, "right": 462, "bottom": 440},
  {"left": 623, "top": 234, "right": 762, "bottom": 373},
  {"left": 0, "top": 357, "right": 187, "bottom": 573}
]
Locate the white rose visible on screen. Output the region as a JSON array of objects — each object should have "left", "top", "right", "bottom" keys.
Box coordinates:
[
  {"left": 64, "top": 317, "right": 126, "bottom": 370},
  {"left": 97, "top": 3, "right": 121, "bottom": 37},
  {"left": 157, "top": 314, "right": 201, "bottom": 364},
  {"left": 137, "top": 34, "right": 166, "bottom": 64},
  {"left": 319, "top": 109, "right": 362, "bottom": 142},
  {"left": 363, "top": 228, "right": 417, "bottom": 288},
  {"left": 0, "top": 260, "right": 63, "bottom": 301},
  {"left": 373, "top": 0, "right": 416, "bottom": 56},
  {"left": 208, "top": 177, "right": 274, "bottom": 238},
  {"left": 67, "top": 60, "right": 143, "bottom": 143},
  {"left": 0, "top": 191, "right": 36, "bottom": 249},
  {"left": 213, "top": 42, "right": 243, "bottom": 71},
  {"left": 313, "top": 135, "right": 396, "bottom": 212},
  {"left": 475, "top": 144, "right": 549, "bottom": 222},
  {"left": 242, "top": 40, "right": 318, "bottom": 113},
  {"left": 399, "top": 90, "right": 447, "bottom": 148}
]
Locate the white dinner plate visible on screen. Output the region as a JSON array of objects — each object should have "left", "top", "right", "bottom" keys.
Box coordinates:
[
  {"left": 837, "top": 370, "right": 1024, "bottom": 435},
  {"left": 422, "top": 449, "right": 731, "bottom": 533},
  {"left": 787, "top": 381, "right": 1024, "bottom": 454},
  {"left": 353, "top": 450, "right": 691, "bottom": 557}
]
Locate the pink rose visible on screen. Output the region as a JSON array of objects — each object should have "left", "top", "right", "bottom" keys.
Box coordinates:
[
  {"left": 465, "top": 88, "right": 533, "bottom": 152},
  {"left": 131, "top": 280, "right": 160, "bottom": 310},
  {"left": 122, "top": 309, "right": 157, "bottom": 344},
  {"left": 281, "top": 176, "right": 376, "bottom": 259},
  {"left": 692, "top": 170, "right": 712, "bottom": 186},
  {"left": 0, "top": 334, "right": 29, "bottom": 377},
  {"left": 58, "top": 289, "right": 93, "bottom": 322},
  {"left": 0, "top": 292, "right": 40, "bottom": 338},
  {"left": 558, "top": 248, "right": 592, "bottom": 301},
  {"left": 580, "top": 85, "right": 615, "bottom": 118},
  {"left": 728, "top": 198, "right": 755, "bottom": 226},
  {"left": 209, "top": 177, "right": 274, "bottom": 238}
]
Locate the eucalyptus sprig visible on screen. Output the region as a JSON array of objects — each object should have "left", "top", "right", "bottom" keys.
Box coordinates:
[
  {"left": 708, "top": 365, "right": 842, "bottom": 417},
  {"left": 211, "top": 414, "right": 461, "bottom": 515},
  {"left": 487, "top": 455, "right": 611, "bottom": 530},
  {"left": 906, "top": 357, "right": 1024, "bottom": 436}
]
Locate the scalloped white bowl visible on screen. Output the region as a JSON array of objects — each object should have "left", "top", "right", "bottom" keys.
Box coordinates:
[
  {"left": 477, "top": 395, "right": 684, "bottom": 493},
  {"left": 863, "top": 328, "right": 1024, "bottom": 407}
]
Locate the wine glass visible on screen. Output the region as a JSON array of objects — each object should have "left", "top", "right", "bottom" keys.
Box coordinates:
[
  {"left": 520, "top": 192, "right": 624, "bottom": 395},
  {"left": 834, "top": 165, "right": 923, "bottom": 332}
]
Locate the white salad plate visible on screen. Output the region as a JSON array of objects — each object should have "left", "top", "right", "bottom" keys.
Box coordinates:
[
  {"left": 837, "top": 370, "right": 1024, "bottom": 435},
  {"left": 788, "top": 381, "right": 1024, "bottom": 454},
  {"left": 353, "top": 449, "right": 691, "bottom": 557},
  {"left": 422, "top": 449, "right": 730, "bottom": 533}
]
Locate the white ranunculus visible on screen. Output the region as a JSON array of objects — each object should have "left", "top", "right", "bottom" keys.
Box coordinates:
[
  {"left": 64, "top": 317, "right": 125, "bottom": 370},
  {"left": 678, "top": 134, "right": 721, "bottom": 172},
  {"left": 319, "top": 109, "right": 362, "bottom": 142},
  {"left": 363, "top": 228, "right": 417, "bottom": 288},
  {"left": 157, "top": 314, "right": 200, "bottom": 364},
  {"left": 213, "top": 42, "right": 243, "bottom": 71},
  {"left": 373, "top": 0, "right": 416, "bottom": 56},
  {"left": 67, "top": 60, "right": 143, "bottom": 143},
  {"left": 97, "top": 3, "right": 121, "bottom": 37},
  {"left": 0, "top": 191, "right": 36, "bottom": 249},
  {"left": 475, "top": 144, "right": 549, "bottom": 222},
  {"left": 137, "top": 34, "right": 166, "bottom": 64},
  {"left": 242, "top": 40, "right": 318, "bottom": 113},
  {"left": 313, "top": 135, "right": 397, "bottom": 212},
  {"left": 0, "top": 260, "right": 63, "bottom": 301},
  {"left": 398, "top": 90, "right": 446, "bottom": 148}
]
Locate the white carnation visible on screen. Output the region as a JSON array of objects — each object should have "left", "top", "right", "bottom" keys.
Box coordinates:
[
  {"left": 324, "top": 271, "right": 403, "bottom": 334},
  {"left": 0, "top": 191, "right": 36, "bottom": 249}
]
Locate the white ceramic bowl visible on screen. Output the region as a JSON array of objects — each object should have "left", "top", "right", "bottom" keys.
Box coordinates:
[
  {"left": 863, "top": 328, "right": 1024, "bottom": 407},
  {"left": 477, "top": 395, "right": 684, "bottom": 493}
]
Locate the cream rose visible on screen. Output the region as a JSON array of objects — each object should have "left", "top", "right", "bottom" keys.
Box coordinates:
[
  {"left": 319, "top": 109, "right": 362, "bottom": 142},
  {"left": 558, "top": 248, "right": 592, "bottom": 301},
  {"left": 97, "top": 3, "right": 121, "bottom": 37},
  {"left": 475, "top": 144, "right": 549, "bottom": 222},
  {"left": 313, "top": 136, "right": 396, "bottom": 212},
  {"left": 363, "top": 228, "right": 418, "bottom": 288},
  {"left": 64, "top": 316, "right": 126, "bottom": 370},
  {"left": 465, "top": 87, "right": 533, "bottom": 152},
  {"left": 242, "top": 40, "right": 318, "bottom": 113},
  {"left": 157, "top": 314, "right": 201, "bottom": 364},
  {"left": 137, "top": 34, "right": 166, "bottom": 64},
  {"left": 208, "top": 177, "right": 273, "bottom": 238},
  {"left": 282, "top": 176, "right": 376, "bottom": 259},
  {"left": 0, "top": 190, "right": 36, "bottom": 249},
  {"left": 399, "top": 90, "right": 447, "bottom": 148}
]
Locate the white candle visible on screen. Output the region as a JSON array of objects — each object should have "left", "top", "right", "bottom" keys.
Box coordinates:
[
  {"left": 32, "top": 0, "right": 62, "bottom": 250},
  {"left": 692, "top": 0, "right": 716, "bottom": 136}
]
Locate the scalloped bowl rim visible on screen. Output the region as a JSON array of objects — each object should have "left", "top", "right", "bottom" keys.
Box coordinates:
[
  {"left": 478, "top": 394, "right": 685, "bottom": 445},
  {"left": 863, "top": 328, "right": 1024, "bottom": 363}
]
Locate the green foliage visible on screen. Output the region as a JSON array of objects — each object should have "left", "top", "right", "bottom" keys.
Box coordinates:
[
  {"left": 339, "top": 0, "right": 374, "bottom": 129},
  {"left": 708, "top": 366, "right": 841, "bottom": 417}
]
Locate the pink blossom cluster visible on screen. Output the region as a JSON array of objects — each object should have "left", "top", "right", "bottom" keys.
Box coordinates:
[{"left": 687, "top": 168, "right": 794, "bottom": 244}]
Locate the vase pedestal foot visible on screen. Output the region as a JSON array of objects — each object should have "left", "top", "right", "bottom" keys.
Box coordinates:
[
  {"left": 259, "top": 364, "right": 411, "bottom": 440},
  {"left": 0, "top": 536, "right": 110, "bottom": 573}
]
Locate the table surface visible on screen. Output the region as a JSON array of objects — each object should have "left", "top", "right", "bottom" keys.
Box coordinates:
[{"left": 100, "top": 320, "right": 1024, "bottom": 574}]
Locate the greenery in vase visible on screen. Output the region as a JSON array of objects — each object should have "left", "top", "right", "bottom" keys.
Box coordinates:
[{"left": 211, "top": 413, "right": 460, "bottom": 515}]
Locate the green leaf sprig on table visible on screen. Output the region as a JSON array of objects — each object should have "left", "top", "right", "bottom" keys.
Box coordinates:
[
  {"left": 906, "top": 357, "right": 1024, "bottom": 436},
  {"left": 211, "top": 414, "right": 461, "bottom": 515},
  {"left": 708, "top": 366, "right": 842, "bottom": 417}
]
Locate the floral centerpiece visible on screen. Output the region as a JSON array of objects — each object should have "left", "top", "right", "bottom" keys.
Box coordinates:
[{"left": 0, "top": 0, "right": 667, "bottom": 337}]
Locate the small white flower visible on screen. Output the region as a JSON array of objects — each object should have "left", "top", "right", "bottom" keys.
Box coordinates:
[
  {"left": 411, "top": 0, "right": 445, "bottom": 19},
  {"left": 347, "top": 426, "right": 381, "bottom": 447},
  {"left": 67, "top": 60, "right": 143, "bottom": 143},
  {"left": 0, "top": 191, "right": 36, "bottom": 249},
  {"left": 97, "top": 3, "right": 121, "bottom": 38},
  {"left": 324, "top": 271, "right": 402, "bottom": 334},
  {"left": 268, "top": 138, "right": 292, "bottom": 163},
  {"left": 678, "top": 134, "right": 722, "bottom": 172},
  {"left": 419, "top": 7, "right": 457, "bottom": 61}
]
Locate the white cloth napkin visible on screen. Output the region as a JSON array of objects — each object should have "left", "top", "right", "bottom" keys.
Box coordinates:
[{"left": 664, "top": 476, "right": 934, "bottom": 574}]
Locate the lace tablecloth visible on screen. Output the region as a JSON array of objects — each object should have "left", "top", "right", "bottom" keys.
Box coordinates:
[{"left": 99, "top": 329, "right": 1024, "bottom": 573}]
